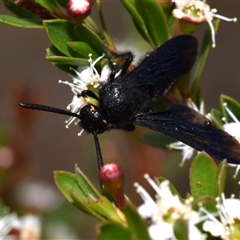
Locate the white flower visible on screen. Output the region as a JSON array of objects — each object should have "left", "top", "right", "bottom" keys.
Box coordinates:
[
  {"left": 167, "top": 99, "right": 207, "bottom": 166},
  {"left": 135, "top": 174, "right": 204, "bottom": 240},
  {"left": 172, "top": 0, "right": 237, "bottom": 47},
  {"left": 222, "top": 102, "right": 240, "bottom": 178},
  {"left": 202, "top": 194, "right": 240, "bottom": 239},
  {"left": 0, "top": 213, "right": 41, "bottom": 240},
  {"left": 59, "top": 54, "right": 110, "bottom": 135},
  {"left": 0, "top": 213, "right": 20, "bottom": 239}
]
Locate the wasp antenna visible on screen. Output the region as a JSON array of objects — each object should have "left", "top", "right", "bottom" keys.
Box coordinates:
[
  {"left": 93, "top": 133, "right": 104, "bottom": 188},
  {"left": 93, "top": 133, "right": 104, "bottom": 170},
  {"left": 19, "top": 103, "right": 80, "bottom": 119}
]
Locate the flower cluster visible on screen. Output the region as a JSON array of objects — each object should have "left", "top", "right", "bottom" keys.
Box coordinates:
[
  {"left": 222, "top": 102, "right": 240, "bottom": 178},
  {"left": 136, "top": 175, "right": 240, "bottom": 239},
  {"left": 172, "top": 0, "right": 237, "bottom": 47},
  {"left": 59, "top": 54, "right": 110, "bottom": 135},
  {"left": 0, "top": 213, "right": 41, "bottom": 240},
  {"left": 135, "top": 174, "right": 204, "bottom": 239},
  {"left": 201, "top": 194, "right": 240, "bottom": 239}
]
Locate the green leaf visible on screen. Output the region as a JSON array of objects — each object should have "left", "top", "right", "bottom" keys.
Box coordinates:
[
  {"left": 192, "top": 19, "right": 220, "bottom": 106},
  {"left": 140, "top": 132, "right": 175, "bottom": 150},
  {"left": 3, "top": 0, "right": 43, "bottom": 20},
  {"left": 0, "top": 15, "right": 43, "bottom": 28},
  {"left": 75, "top": 166, "right": 101, "bottom": 200},
  {"left": 46, "top": 46, "right": 89, "bottom": 71},
  {"left": 74, "top": 24, "right": 104, "bottom": 55},
  {"left": 2, "top": 0, "right": 43, "bottom": 28},
  {"left": 120, "top": 0, "right": 153, "bottom": 45},
  {"left": 220, "top": 94, "right": 240, "bottom": 121},
  {"left": 97, "top": 222, "right": 132, "bottom": 240},
  {"left": 216, "top": 160, "right": 227, "bottom": 195},
  {"left": 135, "top": 0, "right": 169, "bottom": 46},
  {"left": 35, "top": 0, "right": 61, "bottom": 13},
  {"left": 54, "top": 170, "right": 121, "bottom": 222},
  {"left": 174, "top": 219, "right": 188, "bottom": 240},
  {"left": 192, "top": 196, "right": 217, "bottom": 213},
  {"left": 54, "top": 171, "right": 87, "bottom": 203},
  {"left": 55, "top": 0, "right": 68, "bottom": 8},
  {"left": 44, "top": 19, "right": 79, "bottom": 56},
  {"left": 69, "top": 190, "right": 106, "bottom": 221},
  {"left": 46, "top": 55, "right": 88, "bottom": 66},
  {"left": 84, "top": 17, "right": 101, "bottom": 36},
  {"left": 210, "top": 108, "right": 224, "bottom": 129},
  {"left": 67, "top": 42, "right": 98, "bottom": 59},
  {"left": 123, "top": 201, "right": 151, "bottom": 240},
  {"left": 74, "top": 166, "right": 123, "bottom": 223},
  {"left": 190, "top": 152, "right": 218, "bottom": 198},
  {"left": 88, "top": 196, "right": 123, "bottom": 223}
]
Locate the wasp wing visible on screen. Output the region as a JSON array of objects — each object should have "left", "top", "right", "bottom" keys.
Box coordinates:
[
  {"left": 134, "top": 104, "right": 240, "bottom": 164},
  {"left": 121, "top": 35, "right": 198, "bottom": 98}
]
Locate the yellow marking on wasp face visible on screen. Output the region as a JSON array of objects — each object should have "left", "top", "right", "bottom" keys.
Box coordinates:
[
  {"left": 90, "top": 105, "right": 95, "bottom": 110},
  {"left": 102, "top": 119, "right": 107, "bottom": 124}
]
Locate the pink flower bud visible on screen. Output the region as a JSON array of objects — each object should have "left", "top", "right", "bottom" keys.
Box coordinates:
[
  {"left": 67, "top": 0, "right": 95, "bottom": 18},
  {"left": 99, "top": 163, "right": 125, "bottom": 208}
]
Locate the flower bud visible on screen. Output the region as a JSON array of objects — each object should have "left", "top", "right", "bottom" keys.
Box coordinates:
[
  {"left": 99, "top": 163, "right": 125, "bottom": 208},
  {"left": 67, "top": 0, "right": 95, "bottom": 19}
]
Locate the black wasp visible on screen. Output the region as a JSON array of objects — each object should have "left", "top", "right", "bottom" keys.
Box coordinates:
[{"left": 20, "top": 35, "right": 240, "bottom": 170}]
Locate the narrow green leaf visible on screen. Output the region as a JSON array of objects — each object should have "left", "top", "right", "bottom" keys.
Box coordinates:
[
  {"left": 216, "top": 160, "right": 227, "bottom": 196},
  {"left": 75, "top": 165, "right": 101, "bottom": 200},
  {"left": 84, "top": 17, "right": 101, "bottom": 35},
  {"left": 88, "top": 196, "right": 123, "bottom": 223},
  {"left": 135, "top": 0, "right": 169, "bottom": 46},
  {"left": 96, "top": 222, "right": 132, "bottom": 240},
  {"left": 46, "top": 55, "right": 89, "bottom": 67},
  {"left": 120, "top": 0, "right": 152, "bottom": 44},
  {"left": 74, "top": 24, "right": 104, "bottom": 55},
  {"left": 43, "top": 19, "right": 79, "bottom": 56},
  {"left": 67, "top": 42, "right": 98, "bottom": 59},
  {"left": 210, "top": 108, "right": 224, "bottom": 129},
  {"left": 55, "top": 0, "right": 68, "bottom": 8},
  {"left": 75, "top": 166, "right": 123, "bottom": 223},
  {"left": 35, "top": 0, "right": 61, "bottom": 13},
  {"left": 192, "top": 19, "right": 220, "bottom": 106},
  {"left": 3, "top": 0, "right": 42, "bottom": 20},
  {"left": 54, "top": 170, "right": 114, "bottom": 221},
  {"left": 123, "top": 201, "right": 151, "bottom": 240},
  {"left": 54, "top": 171, "right": 87, "bottom": 202},
  {"left": 193, "top": 196, "right": 217, "bottom": 217},
  {"left": 69, "top": 190, "right": 106, "bottom": 221},
  {"left": 46, "top": 46, "right": 83, "bottom": 73},
  {"left": 0, "top": 15, "right": 43, "bottom": 28},
  {"left": 220, "top": 94, "right": 240, "bottom": 121},
  {"left": 46, "top": 45, "right": 89, "bottom": 66},
  {"left": 190, "top": 152, "right": 218, "bottom": 198}
]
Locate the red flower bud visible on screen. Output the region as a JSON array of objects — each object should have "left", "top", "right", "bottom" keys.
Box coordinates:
[
  {"left": 99, "top": 163, "right": 125, "bottom": 208},
  {"left": 67, "top": 0, "right": 95, "bottom": 18}
]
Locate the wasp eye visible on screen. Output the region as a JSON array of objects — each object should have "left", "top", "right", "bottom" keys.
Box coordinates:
[{"left": 80, "top": 105, "right": 108, "bottom": 134}]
